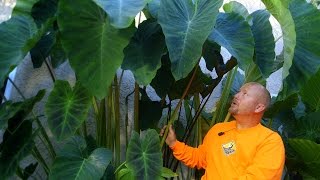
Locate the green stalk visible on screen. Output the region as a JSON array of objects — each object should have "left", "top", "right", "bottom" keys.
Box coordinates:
[
  {"left": 82, "top": 120, "right": 88, "bottom": 137},
  {"left": 92, "top": 97, "right": 100, "bottom": 144},
  {"left": 16, "top": 166, "right": 24, "bottom": 179},
  {"left": 194, "top": 94, "right": 202, "bottom": 145},
  {"left": 32, "top": 146, "right": 50, "bottom": 175},
  {"left": 134, "top": 83, "right": 139, "bottom": 133},
  {"left": 210, "top": 67, "right": 237, "bottom": 126},
  {"left": 7, "top": 77, "right": 56, "bottom": 158},
  {"left": 160, "top": 65, "right": 199, "bottom": 148},
  {"left": 114, "top": 76, "right": 121, "bottom": 167}
]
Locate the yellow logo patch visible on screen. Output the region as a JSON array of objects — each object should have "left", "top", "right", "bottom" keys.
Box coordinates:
[{"left": 222, "top": 141, "right": 236, "bottom": 156}]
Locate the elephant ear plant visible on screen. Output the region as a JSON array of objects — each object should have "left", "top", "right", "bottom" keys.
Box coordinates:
[{"left": 1, "top": 0, "right": 320, "bottom": 179}]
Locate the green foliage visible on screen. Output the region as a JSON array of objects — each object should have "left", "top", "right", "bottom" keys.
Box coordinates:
[
  {"left": 208, "top": 12, "right": 254, "bottom": 72},
  {"left": 57, "top": 0, "right": 135, "bottom": 99},
  {"left": 49, "top": 136, "right": 112, "bottom": 180},
  {"left": 158, "top": 0, "right": 223, "bottom": 79},
  {"left": 45, "top": 80, "right": 91, "bottom": 141},
  {"left": 126, "top": 129, "right": 162, "bottom": 180},
  {"left": 122, "top": 19, "right": 166, "bottom": 85}
]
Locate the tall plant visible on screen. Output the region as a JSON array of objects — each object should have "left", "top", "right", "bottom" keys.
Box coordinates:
[{"left": 0, "top": 0, "right": 320, "bottom": 179}]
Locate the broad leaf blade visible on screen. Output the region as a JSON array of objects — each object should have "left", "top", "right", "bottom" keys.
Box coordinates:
[
  {"left": 249, "top": 10, "right": 275, "bottom": 78},
  {"left": 50, "top": 32, "right": 67, "bottom": 68},
  {"left": 264, "top": 93, "right": 299, "bottom": 118},
  {"left": 49, "top": 136, "right": 112, "bottom": 180},
  {"left": 146, "top": 0, "right": 160, "bottom": 18},
  {"left": 58, "top": 0, "right": 134, "bottom": 99},
  {"left": 158, "top": 0, "right": 223, "bottom": 80},
  {"left": 300, "top": 69, "right": 320, "bottom": 111},
  {"left": 126, "top": 129, "right": 162, "bottom": 180},
  {"left": 288, "top": 138, "right": 320, "bottom": 178},
  {"left": 208, "top": 13, "right": 254, "bottom": 72},
  {"left": 261, "top": 0, "right": 296, "bottom": 81},
  {"left": 280, "top": 0, "right": 320, "bottom": 99},
  {"left": 122, "top": 19, "right": 166, "bottom": 85},
  {"left": 0, "top": 16, "right": 38, "bottom": 86},
  {"left": 45, "top": 80, "right": 91, "bottom": 141},
  {"left": 12, "top": 0, "right": 39, "bottom": 16},
  {"left": 94, "top": 0, "right": 151, "bottom": 28}
]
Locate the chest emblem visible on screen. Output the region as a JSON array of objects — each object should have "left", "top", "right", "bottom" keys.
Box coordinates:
[{"left": 222, "top": 140, "right": 236, "bottom": 156}]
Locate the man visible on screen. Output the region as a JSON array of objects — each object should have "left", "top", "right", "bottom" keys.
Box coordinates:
[{"left": 160, "top": 82, "right": 285, "bottom": 179}]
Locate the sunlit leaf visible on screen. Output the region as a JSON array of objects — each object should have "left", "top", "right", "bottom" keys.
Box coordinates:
[
  {"left": 223, "top": 1, "right": 249, "bottom": 19},
  {"left": 158, "top": 0, "right": 223, "bottom": 80}
]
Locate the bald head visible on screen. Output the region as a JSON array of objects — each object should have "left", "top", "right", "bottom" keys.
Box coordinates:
[{"left": 244, "top": 82, "right": 271, "bottom": 110}]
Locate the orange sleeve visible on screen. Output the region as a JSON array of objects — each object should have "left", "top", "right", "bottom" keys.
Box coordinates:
[
  {"left": 238, "top": 133, "right": 285, "bottom": 180},
  {"left": 170, "top": 140, "right": 207, "bottom": 169}
]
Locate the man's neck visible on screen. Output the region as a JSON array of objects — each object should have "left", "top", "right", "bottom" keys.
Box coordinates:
[{"left": 234, "top": 114, "right": 262, "bottom": 130}]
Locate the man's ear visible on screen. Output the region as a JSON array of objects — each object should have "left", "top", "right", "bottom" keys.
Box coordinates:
[{"left": 254, "top": 103, "right": 266, "bottom": 113}]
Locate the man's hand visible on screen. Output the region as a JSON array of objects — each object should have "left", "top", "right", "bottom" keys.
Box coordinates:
[{"left": 160, "top": 125, "right": 177, "bottom": 147}]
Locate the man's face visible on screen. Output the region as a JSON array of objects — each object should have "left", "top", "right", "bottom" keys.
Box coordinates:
[{"left": 228, "top": 84, "right": 261, "bottom": 115}]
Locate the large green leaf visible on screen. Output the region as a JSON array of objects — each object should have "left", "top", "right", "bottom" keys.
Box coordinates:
[
  {"left": 249, "top": 10, "right": 275, "bottom": 78},
  {"left": 122, "top": 19, "right": 166, "bottom": 85},
  {"left": 244, "top": 61, "right": 266, "bottom": 85},
  {"left": 0, "top": 90, "right": 45, "bottom": 129},
  {"left": 0, "top": 16, "right": 38, "bottom": 86},
  {"left": 294, "top": 112, "right": 320, "bottom": 142},
  {"left": 208, "top": 13, "right": 254, "bottom": 72},
  {"left": 45, "top": 80, "right": 91, "bottom": 141},
  {"left": 223, "top": 1, "right": 249, "bottom": 19},
  {"left": 0, "top": 120, "right": 35, "bottom": 179},
  {"left": 12, "top": 0, "right": 39, "bottom": 16},
  {"left": 50, "top": 32, "right": 67, "bottom": 68},
  {"left": 117, "top": 167, "right": 134, "bottom": 180},
  {"left": 145, "top": 0, "right": 160, "bottom": 18},
  {"left": 300, "top": 69, "right": 320, "bottom": 111},
  {"left": 58, "top": 0, "right": 134, "bottom": 99},
  {"left": 158, "top": 0, "right": 223, "bottom": 80},
  {"left": 126, "top": 129, "right": 162, "bottom": 180},
  {"left": 31, "top": 0, "right": 58, "bottom": 27},
  {"left": 150, "top": 54, "right": 175, "bottom": 98},
  {"left": 279, "top": 0, "right": 320, "bottom": 99},
  {"left": 49, "top": 136, "right": 112, "bottom": 180},
  {"left": 288, "top": 138, "right": 320, "bottom": 178},
  {"left": 261, "top": 0, "right": 296, "bottom": 81},
  {"left": 93, "top": 0, "right": 151, "bottom": 28},
  {"left": 202, "top": 41, "right": 224, "bottom": 72},
  {"left": 30, "top": 31, "right": 56, "bottom": 68},
  {"left": 264, "top": 93, "right": 299, "bottom": 118}
]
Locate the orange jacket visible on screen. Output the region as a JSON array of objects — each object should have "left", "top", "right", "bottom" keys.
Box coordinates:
[{"left": 170, "top": 121, "right": 285, "bottom": 180}]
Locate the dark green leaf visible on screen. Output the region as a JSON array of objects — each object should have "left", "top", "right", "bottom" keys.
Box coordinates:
[
  {"left": 202, "top": 41, "right": 224, "bottom": 72},
  {"left": 0, "top": 16, "right": 38, "bottom": 86},
  {"left": 22, "top": 163, "right": 38, "bottom": 180},
  {"left": 0, "top": 90, "right": 45, "bottom": 129},
  {"left": 300, "top": 68, "right": 320, "bottom": 112},
  {"left": 150, "top": 54, "right": 175, "bottom": 98},
  {"left": 122, "top": 19, "right": 166, "bottom": 85},
  {"left": 30, "top": 31, "right": 56, "bottom": 68},
  {"left": 49, "top": 136, "right": 112, "bottom": 180},
  {"left": 93, "top": 0, "right": 151, "bottom": 28},
  {"left": 288, "top": 138, "right": 320, "bottom": 178},
  {"left": 139, "top": 99, "right": 162, "bottom": 131},
  {"left": 126, "top": 129, "right": 162, "bottom": 180},
  {"left": 0, "top": 120, "right": 35, "bottom": 179},
  {"left": 31, "top": 0, "right": 58, "bottom": 27},
  {"left": 101, "top": 164, "right": 115, "bottom": 180},
  {"left": 279, "top": 0, "right": 320, "bottom": 99},
  {"left": 249, "top": 10, "right": 275, "bottom": 78},
  {"left": 264, "top": 93, "right": 299, "bottom": 118},
  {"left": 45, "top": 80, "right": 91, "bottom": 141},
  {"left": 50, "top": 32, "right": 67, "bottom": 68},
  {"left": 208, "top": 13, "right": 254, "bottom": 72},
  {"left": 294, "top": 112, "right": 320, "bottom": 142},
  {"left": 58, "top": 0, "right": 135, "bottom": 99},
  {"left": 158, "top": 0, "right": 223, "bottom": 80}
]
